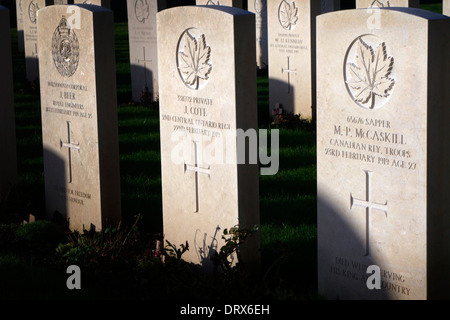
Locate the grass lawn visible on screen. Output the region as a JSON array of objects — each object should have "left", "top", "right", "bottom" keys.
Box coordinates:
[{"left": 0, "top": 3, "right": 443, "bottom": 301}]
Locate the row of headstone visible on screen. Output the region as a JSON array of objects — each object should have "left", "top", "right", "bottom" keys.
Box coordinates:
[
  {"left": 126, "top": 0, "right": 247, "bottom": 103},
  {"left": 4, "top": 1, "right": 450, "bottom": 292},
  {"left": 3, "top": 0, "right": 259, "bottom": 269},
  {"left": 266, "top": 0, "right": 430, "bottom": 119},
  {"left": 15, "top": 0, "right": 447, "bottom": 113},
  {"left": 15, "top": 1, "right": 67, "bottom": 54},
  {"left": 0, "top": 6, "right": 18, "bottom": 201}
]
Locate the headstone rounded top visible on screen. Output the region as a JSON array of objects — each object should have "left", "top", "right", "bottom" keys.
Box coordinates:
[
  {"left": 165, "top": 4, "right": 252, "bottom": 17},
  {"left": 74, "top": 4, "right": 111, "bottom": 12},
  {"left": 42, "top": 3, "right": 112, "bottom": 14},
  {"left": 329, "top": 7, "right": 450, "bottom": 21},
  {"left": 379, "top": 7, "right": 450, "bottom": 20}
]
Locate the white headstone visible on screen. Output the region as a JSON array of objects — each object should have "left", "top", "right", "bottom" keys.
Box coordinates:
[
  {"left": 22, "top": 0, "right": 54, "bottom": 82},
  {"left": 444, "top": 0, "right": 450, "bottom": 16},
  {"left": 73, "top": 0, "right": 110, "bottom": 7},
  {"left": 356, "top": 0, "right": 419, "bottom": 8},
  {"left": 267, "top": 0, "right": 322, "bottom": 119},
  {"left": 317, "top": 8, "right": 450, "bottom": 300},
  {"left": 196, "top": 0, "right": 243, "bottom": 8},
  {"left": 157, "top": 5, "right": 260, "bottom": 271},
  {"left": 38, "top": 5, "right": 121, "bottom": 231},
  {"left": 15, "top": 0, "right": 25, "bottom": 52},
  {"left": 248, "top": 0, "right": 268, "bottom": 69},
  {"left": 127, "top": 0, "right": 166, "bottom": 102},
  {"left": 0, "top": 6, "right": 18, "bottom": 199}
]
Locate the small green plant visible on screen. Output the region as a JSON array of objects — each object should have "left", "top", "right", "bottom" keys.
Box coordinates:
[
  {"left": 0, "top": 253, "right": 26, "bottom": 269},
  {"left": 211, "top": 224, "right": 259, "bottom": 274},
  {"left": 15, "top": 220, "right": 66, "bottom": 246},
  {"left": 164, "top": 240, "right": 189, "bottom": 261},
  {"left": 55, "top": 215, "right": 142, "bottom": 271}
]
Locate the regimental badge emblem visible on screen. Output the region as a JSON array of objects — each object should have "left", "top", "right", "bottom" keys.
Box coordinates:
[
  {"left": 344, "top": 35, "right": 395, "bottom": 110},
  {"left": 278, "top": 0, "right": 298, "bottom": 30},
  {"left": 135, "top": 0, "right": 150, "bottom": 23},
  {"left": 19, "top": 0, "right": 23, "bottom": 13},
  {"left": 176, "top": 28, "right": 212, "bottom": 90},
  {"left": 52, "top": 16, "right": 80, "bottom": 78},
  {"left": 28, "top": 0, "right": 39, "bottom": 24}
]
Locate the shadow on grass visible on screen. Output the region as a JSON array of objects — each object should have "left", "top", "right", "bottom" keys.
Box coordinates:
[{"left": 3, "top": 22, "right": 321, "bottom": 299}]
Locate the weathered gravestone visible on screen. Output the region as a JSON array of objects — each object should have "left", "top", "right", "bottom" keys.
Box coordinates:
[
  {"left": 157, "top": 6, "right": 260, "bottom": 271},
  {"left": 248, "top": 0, "right": 268, "bottom": 69},
  {"left": 196, "top": 0, "right": 243, "bottom": 8},
  {"left": 317, "top": 8, "right": 450, "bottom": 300},
  {"left": 0, "top": 6, "right": 18, "bottom": 200},
  {"left": 23, "top": 0, "right": 54, "bottom": 82},
  {"left": 356, "top": 0, "right": 419, "bottom": 8},
  {"left": 444, "top": 0, "right": 450, "bottom": 16},
  {"left": 127, "top": 0, "right": 166, "bottom": 102},
  {"left": 15, "top": 0, "right": 25, "bottom": 52},
  {"left": 73, "top": 0, "right": 110, "bottom": 8},
  {"left": 268, "top": 0, "right": 324, "bottom": 119},
  {"left": 38, "top": 5, "right": 121, "bottom": 231}
]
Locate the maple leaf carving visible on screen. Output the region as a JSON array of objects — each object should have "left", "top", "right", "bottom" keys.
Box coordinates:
[
  {"left": 135, "top": 0, "right": 150, "bottom": 23},
  {"left": 279, "top": 0, "right": 298, "bottom": 30},
  {"left": 370, "top": 0, "right": 390, "bottom": 7},
  {"left": 178, "top": 31, "right": 212, "bottom": 90},
  {"left": 346, "top": 37, "right": 395, "bottom": 109}
]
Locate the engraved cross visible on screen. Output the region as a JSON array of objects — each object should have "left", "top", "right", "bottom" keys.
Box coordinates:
[
  {"left": 60, "top": 121, "right": 80, "bottom": 184},
  {"left": 282, "top": 56, "right": 296, "bottom": 93},
  {"left": 138, "top": 46, "right": 152, "bottom": 86},
  {"left": 184, "top": 141, "right": 210, "bottom": 213},
  {"left": 32, "top": 42, "right": 38, "bottom": 57},
  {"left": 350, "top": 170, "right": 388, "bottom": 256}
]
